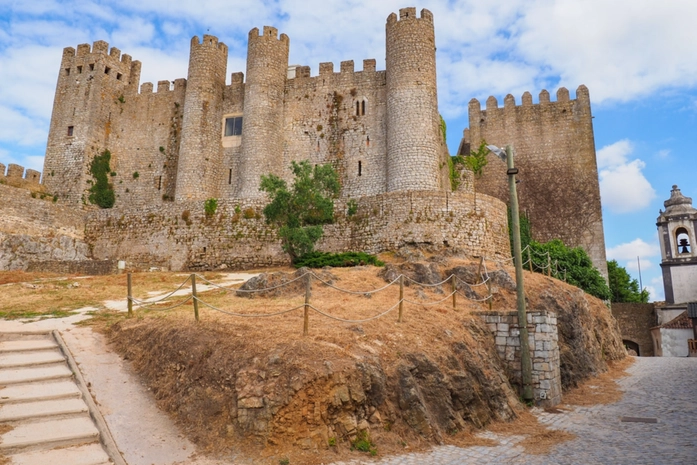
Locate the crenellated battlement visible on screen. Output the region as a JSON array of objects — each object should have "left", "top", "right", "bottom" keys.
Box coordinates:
[
  {"left": 190, "top": 35, "right": 229, "bottom": 55},
  {"left": 469, "top": 86, "right": 591, "bottom": 114},
  {"left": 0, "top": 163, "right": 42, "bottom": 189},
  {"left": 387, "top": 7, "right": 433, "bottom": 24},
  {"left": 287, "top": 58, "right": 380, "bottom": 84},
  {"left": 248, "top": 26, "right": 290, "bottom": 45}
]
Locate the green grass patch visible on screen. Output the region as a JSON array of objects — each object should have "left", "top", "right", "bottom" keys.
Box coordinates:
[
  {"left": 0, "top": 309, "right": 77, "bottom": 320},
  {"left": 293, "top": 251, "right": 384, "bottom": 268}
]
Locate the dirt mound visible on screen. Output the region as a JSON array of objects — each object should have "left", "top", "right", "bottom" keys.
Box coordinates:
[
  {"left": 107, "top": 314, "right": 520, "bottom": 464},
  {"left": 102, "top": 253, "right": 625, "bottom": 463}
]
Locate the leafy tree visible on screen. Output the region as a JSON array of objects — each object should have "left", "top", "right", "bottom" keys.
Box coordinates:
[
  {"left": 88, "top": 150, "right": 115, "bottom": 208},
  {"left": 260, "top": 161, "right": 340, "bottom": 262},
  {"left": 528, "top": 239, "right": 611, "bottom": 301},
  {"left": 607, "top": 259, "right": 649, "bottom": 303},
  {"left": 464, "top": 140, "right": 489, "bottom": 176}
]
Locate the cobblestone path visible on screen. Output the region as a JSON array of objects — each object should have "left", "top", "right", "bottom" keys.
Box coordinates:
[{"left": 332, "top": 357, "right": 697, "bottom": 465}]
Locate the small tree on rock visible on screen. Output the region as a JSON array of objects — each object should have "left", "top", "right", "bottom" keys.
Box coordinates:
[{"left": 260, "top": 161, "right": 340, "bottom": 262}]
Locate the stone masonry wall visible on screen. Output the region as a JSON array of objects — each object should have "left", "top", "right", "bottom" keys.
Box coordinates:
[
  {"left": 461, "top": 86, "right": 607, "bottom": 278},
  {"left": 611, "top": 303, "right": 657, "bottom": 357},
  {"left": 85, "top": 190, "right": 510, "bottom": 271},
  {"left": 0, "top": 163, "right": 43, "bottom": 191},
  {"left": 0, "top": 183, "right": 90, "bottom": 270},
  {"left": 478, "top": 310, "right": 562, "bottom": 407}
]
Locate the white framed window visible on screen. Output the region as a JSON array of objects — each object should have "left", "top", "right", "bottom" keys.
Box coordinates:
[{"left": 224, "top": 116, "right": 243, "bottom": 136}]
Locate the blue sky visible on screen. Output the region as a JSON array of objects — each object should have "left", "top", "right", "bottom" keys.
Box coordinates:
[{"left": 1, "top": 0, "right": 696, "bottom": 301}]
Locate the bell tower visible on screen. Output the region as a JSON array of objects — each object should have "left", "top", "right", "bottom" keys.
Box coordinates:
[{"left": 657, "top": 185, "right": 697, "bottom": 306}]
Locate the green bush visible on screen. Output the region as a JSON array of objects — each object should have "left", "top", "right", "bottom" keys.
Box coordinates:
[
  {"left": 528, "top": 239, "right": 611, "bottom": 301},
  {"left": 293, "top": 251, "right": 384, "bottom": 269},
  {"left": 608, "top": 259, "right": 649, "bottom": 303},
  {"left": 261, "top": 161, "right": 340, "bottom": 262},
  {"left": 204, "top": 198, "right": 218, "bottom": 217},
  {"left": 88, "top": 150, "right": 115, "bottom": 208}
]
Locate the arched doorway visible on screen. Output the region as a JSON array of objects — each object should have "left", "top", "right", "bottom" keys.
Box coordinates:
[{"left": 623, "top": 339, "right": 640, "bottom": 356}]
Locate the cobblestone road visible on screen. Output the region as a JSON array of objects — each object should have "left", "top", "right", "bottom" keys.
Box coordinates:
[{"left": 332, "top": 357, "right": 697, "bottom": 465}]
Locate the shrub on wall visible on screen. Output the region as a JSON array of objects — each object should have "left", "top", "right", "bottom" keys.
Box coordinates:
[
  {"left": 293, "top": 251, "right": 384, "bottom": 268},
  {"left": 204, "top": 198, "right": 218, "bottom": 217},
  {"left": 88, "top": 150, "right": 115, "bottom": 209}
]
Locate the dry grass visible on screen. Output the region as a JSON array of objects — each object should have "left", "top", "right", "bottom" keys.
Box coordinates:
[
  {"left": 563, "top": 356, "right": 635, "bottom": 406},
  {"left": 488, "top": 409, "right": 576, "bottom": 454},
  {"left": 0, "top": 271, "right": 225, "bottom": 320}
]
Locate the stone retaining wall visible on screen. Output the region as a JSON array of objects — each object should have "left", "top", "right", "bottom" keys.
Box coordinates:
[
  {"left": 85, "top": 190, "right": 510, "bottom": 271},
  {"left": 478, "top": 310, "right": 562, "bottom": 407}
]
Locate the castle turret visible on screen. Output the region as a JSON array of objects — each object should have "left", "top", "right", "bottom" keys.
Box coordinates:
[
  {"left": 175, "top": 35, "right": 228, "bottom": 201},
  {"left": 385, "top": 8, "right": 441, "bottom": 192},
  {"left": 43, "top": 41, "right": 140, "bottom": 203},
  {"left": 236, "top": 27, "right": 289, "bottom": 198}
]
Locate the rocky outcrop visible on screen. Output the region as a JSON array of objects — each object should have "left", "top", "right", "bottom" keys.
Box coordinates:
[{"left": 106, "top": 316, "right": 520, "bottom": 455}]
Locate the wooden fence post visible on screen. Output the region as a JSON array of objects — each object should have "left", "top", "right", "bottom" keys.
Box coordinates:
[
  {"left": 451, "top": 274, "right": 457, "bottom": 310},
  {"left": 127, "top": 273, "right": 133, "bottom": 318},
  {"left": 527, "top": 248, "right": 533, "bottom": 272},
  {"left": 191, "top": 274, "right": 199, "bottom": 322},
  {"left": 487, "top": 278, "right": 493, "bottom": 311},
  {"left": 477, "top": 257, "right": 484, "bottom": 284},
  {"left": 547, "top": 255, "right": 552, "bottom": 277},
  {"left": 303, "top": 273, "right": 311, "bottom": 336},
  {"left": 398, "top": 275, "right": 404, "bottom": 323}
]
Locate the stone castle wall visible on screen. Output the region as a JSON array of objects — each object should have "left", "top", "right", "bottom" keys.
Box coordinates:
[
  {"left": 478, "top": 310, "right": 562, "bottom": 407},
  {"left": 0, "top": 163, "right": 43, "bottom": 191},
  {"left": 84, "top": 191, "right": 510, "bottom": 271},
  {"left": 611, "top": 303, "right": 657, "bottom": 356},
  {"left": 460, "top": 86, "right": 607, "bottom": 277},
  {"left": 0, "top": 183, "right": 89, "bottom": 270}
]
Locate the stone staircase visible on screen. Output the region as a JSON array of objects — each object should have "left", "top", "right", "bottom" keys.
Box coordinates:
[{"left": 0, "top": 331, "right": 123, "bottom": 465}]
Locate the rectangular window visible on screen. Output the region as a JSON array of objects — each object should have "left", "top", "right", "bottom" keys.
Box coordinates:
[
  {"left": 77, "top": 66, "right": 82, "bottom": 74},
  {"left": 224, "top": 116, "right": 243, "bottom": 136},
  {"left": 67, "top": 126, "right": 74, "bottom": 136}
]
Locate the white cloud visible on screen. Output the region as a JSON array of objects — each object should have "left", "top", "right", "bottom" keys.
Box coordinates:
[
  {"left": 597, "top": 140, "right": 656, "bottom": 213},
  {"left": 649, "top": 277, "right": 665, "bottom": 302},
  {"left": 606, "top": 238, "right": 659, "bottom": 262},
  {"left": 656, "top": 149, "right": 670, "bottom": 159}
]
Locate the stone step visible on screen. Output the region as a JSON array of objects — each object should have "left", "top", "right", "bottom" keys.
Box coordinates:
[
  {"left": 0, "top": 380, "right": 81, "bottom": 404},
  {"left": 0, "top": 398, "right": 88, "bottom": 422},
  {"left": 8, "top": 443, "right": 112, "bottom": 465},
  {"left": 0, "top": 364, "right": 72, "bottom": 385},
  {"left": 0, "top": 416, "right": 99, "bottom": 452},
  {"left": 0, "top": 333, "right": 53, "bottom": 342},
  {"left": 0, "top": 339, "right": 58, "bottom": 353},
  {"left": 0, "top": 350, "right": 65, "bottom": 368}
]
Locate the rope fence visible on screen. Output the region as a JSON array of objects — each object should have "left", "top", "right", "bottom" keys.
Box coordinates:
[
  {"left": 125, "top": 268, "right": 497, "bottom": 334},
  {"left": 124, "top": 248, "right": 569, "bottom": 334}
]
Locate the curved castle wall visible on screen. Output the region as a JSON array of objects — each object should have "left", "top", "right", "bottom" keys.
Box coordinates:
[
  {"left": 237, "top": 27, "right": 289, "bottom": 198},
  {"left": 175, "top": 35, "right": 228, "bottom": 201},
  {"left": 385, "top": 8, "right": 442, "bottom": 192}
]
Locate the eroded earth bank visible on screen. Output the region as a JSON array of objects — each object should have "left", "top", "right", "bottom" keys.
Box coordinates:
[{"left": 105, "top": 253, "right": 625, "bottom": 464}]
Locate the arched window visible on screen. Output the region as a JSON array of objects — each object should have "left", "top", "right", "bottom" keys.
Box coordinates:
[{"left": 676, "top": 227, "right": 691, "bottom": 254}]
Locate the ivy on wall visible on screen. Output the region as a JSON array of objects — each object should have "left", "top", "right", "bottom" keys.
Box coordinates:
[{"left": 88, "top": 150, "right": 115, "bottom": 209}]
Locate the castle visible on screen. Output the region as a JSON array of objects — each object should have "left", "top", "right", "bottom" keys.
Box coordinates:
[
  {"left": 0, "top": 7, "right": 605, "bottom": 273},
  {"left": 42, "top": 7, "right": 448, "bottom": 206}
]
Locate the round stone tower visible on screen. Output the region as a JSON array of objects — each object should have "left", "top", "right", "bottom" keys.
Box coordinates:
[
  {"left": 236, "top": 27, "right": 289, "bottom": 198},
  {"left": 385, "top": 8, "right": 441, "bottom": 192},
  {"left": 175, "top": 35, "right": 228, "bottom": 201}
]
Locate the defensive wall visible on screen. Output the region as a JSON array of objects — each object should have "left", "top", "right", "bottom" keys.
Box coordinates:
[
  {"left": 611, "top": 303, "right": 657, "bottom": 357},
  {"left": 459, "top": 86, "right": 607, "bottom": 277},
  {"left": 85, "top": 191, "right": 510, "bottom": 271},
  {"left": 0, "top": 182, "right": 89, "bottom": 270},
  {"left": 0, "top": 163, "right": 43, "bottom": 191}
]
